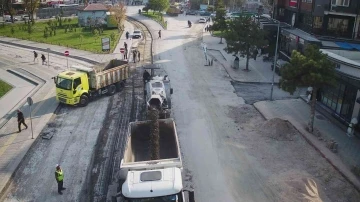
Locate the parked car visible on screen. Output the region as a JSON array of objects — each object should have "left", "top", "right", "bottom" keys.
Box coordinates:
[
  {"left": 186, "top": 10, "right": 197, "bottom": 15},
  {"left": 21, "top": 15, "right": 29, "bottom": 21},
  {"left": 5, "top": 15, "right": 18, "bottom": 22},
  {"left": 132, "top": 30, "right": 142, "bottom": 39},
  {"left": 271, "top": 59, "right": 289, "bottom": 76},
  {"left": 199, "top": 18, "right": 206, "bottom": 23}
]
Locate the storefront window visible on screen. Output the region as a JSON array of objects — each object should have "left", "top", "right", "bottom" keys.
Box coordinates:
[
  {"left": 313, "top": 17, "right": 323, "bottom": 29},
  {"left": 328, "top": 18, "right": 349, "bottom": 32},
  {"left": 321, "top": 81, "right": 357, "bottom": 122}
]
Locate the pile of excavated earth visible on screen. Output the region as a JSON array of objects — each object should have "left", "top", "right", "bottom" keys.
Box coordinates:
[{"left": 227, "top": 105, "right": 360, "bottom": 202}]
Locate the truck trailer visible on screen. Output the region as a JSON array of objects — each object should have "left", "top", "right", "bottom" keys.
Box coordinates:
[
  {"left": 53, "top": 60, "right": 129, "bottom": 107},
  {"left": 118, "top": 119, "right": 194, "bottom": 202}
]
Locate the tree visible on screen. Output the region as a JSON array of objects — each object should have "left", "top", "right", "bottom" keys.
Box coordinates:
[
  {"left": 23, "top": 0, "right": 40, "bottom": 23},
  {"left": 279, "top": 45, "right": 336, "bottom": 132},
  {"left": 148, "top": 0, "right": 169, "bottom": 13},
  {"left": 109, "top": 4, "right": 126, "bottom": 31},
  {"left": 4, "top": 0, "right": 16, "bottom": 23},
  {"left": 212, "top": 0, "right": 227, "bottom": 43},
  {"left": 224, "top": 16, "right": 267, "bottom": 70}
]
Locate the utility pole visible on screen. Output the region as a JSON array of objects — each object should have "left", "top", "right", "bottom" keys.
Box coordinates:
[{"left": 270, "top": 21, "right": 280, "bottom": 101}]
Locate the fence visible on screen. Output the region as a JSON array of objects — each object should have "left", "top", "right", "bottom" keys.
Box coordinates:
[{"left": 36, "top": 7, "right": 79, "bottom": 19}]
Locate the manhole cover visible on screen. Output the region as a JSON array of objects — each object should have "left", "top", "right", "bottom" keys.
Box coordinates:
[{"left": 316, "top": 115, "right": 325, "bottom": 120}]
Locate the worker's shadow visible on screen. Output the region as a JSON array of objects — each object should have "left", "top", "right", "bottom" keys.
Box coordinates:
[{"left": 0, "top": 131, "right": 18, "bottom": 138}]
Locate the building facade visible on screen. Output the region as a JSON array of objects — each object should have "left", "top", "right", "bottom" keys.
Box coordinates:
[
  {"left": 275, "top": 0, "right": 360, "bottom": 39},
  {"left": 77, "top": 4, "right": 108, "bottom": 27}
]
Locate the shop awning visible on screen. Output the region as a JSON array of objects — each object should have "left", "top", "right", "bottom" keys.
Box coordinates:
[{"left": 335, "top": 42, "right": 360, "bottom": 51}]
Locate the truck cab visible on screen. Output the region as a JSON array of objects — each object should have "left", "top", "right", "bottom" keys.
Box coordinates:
[
  {"left": 54, "top": 70, "right": 90, "bottom": 106},
  {"left": 122, "top": 168, "right": 184, "bottom": 202}
]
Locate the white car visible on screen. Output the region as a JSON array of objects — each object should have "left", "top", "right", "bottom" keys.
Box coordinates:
[
  {"left": 132, "top": 30, "right": 142, "bottom": 39},
  {"left": 199, "top": 18, "right": 206, "bottom": 23}
]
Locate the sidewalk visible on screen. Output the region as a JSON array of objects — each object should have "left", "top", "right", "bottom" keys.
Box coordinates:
[
  {"left": 254, "top": 99, "right": 360, "bottom": 191},
  {"left": 0, "top": 20, "right": 134, "bottom": 65},
  {"left": 202, "top": 32, "right": 281, "bottom": 83},
  {"left": 0, "top": 21, "right": 135, "bottom": 197}
]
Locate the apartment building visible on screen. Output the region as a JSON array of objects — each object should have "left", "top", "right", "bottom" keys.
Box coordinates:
[{"left": 274, "top": 0, "right": 360, "bottom": 39}]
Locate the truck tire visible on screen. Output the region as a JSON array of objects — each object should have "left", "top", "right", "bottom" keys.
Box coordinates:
[
  {"left": 116, "top": 81, "right": 125, "bottom": 91},
  {"left": 79, "top": 95, "right": 89, "bottom": 107},
  {"left": 107, "top": 85, "right": 116, "bottom": 96}
]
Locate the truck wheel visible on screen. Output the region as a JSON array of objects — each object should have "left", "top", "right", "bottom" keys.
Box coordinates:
[
  {"left": 79, "top": 95, "right": 89, "bottom": 107},
  {"left": 107, "top": 85, "right": 116, "bottom": 96}
]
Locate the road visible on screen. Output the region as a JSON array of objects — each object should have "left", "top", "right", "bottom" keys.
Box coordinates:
[
  {"left": 0, "top": 42, "right": 110, "bottom": 202},
  {"left": 127, "top": 7, "right": 278, "bottom": 202}
]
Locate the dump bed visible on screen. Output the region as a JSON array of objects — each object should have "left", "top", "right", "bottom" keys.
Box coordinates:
[
  {"left": 121, "top": 118, "right": 182, "bottom": 170},
  {"left": 89, "top": 60, "right": 129, "bottom": 90}
]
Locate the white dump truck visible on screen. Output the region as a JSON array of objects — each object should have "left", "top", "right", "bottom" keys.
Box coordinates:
[
  {"left": 118, "top": 119, "right": 194, "bottom": 202},
  {"left": 143, "top": 66, "right": 173, "bottom": 118}
]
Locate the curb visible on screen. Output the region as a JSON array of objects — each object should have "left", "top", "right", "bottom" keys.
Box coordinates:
[
  {"left": 0, "top": 38, "right": 99, "bottom": 65},
  {"left": 139, "top": 13, "right": 167, "bottom": 30},
  {"left": 207, "top": 48, "right": 280, "bottom": 85},
  {"left": 253, "top": 102, "right": 360, "bottom": 193},
  {"left": 0, "top": 103, "right": 61, "bottom": 200},
  {"left": 0, "top": 69, "right": 45, "bottom": 130}
]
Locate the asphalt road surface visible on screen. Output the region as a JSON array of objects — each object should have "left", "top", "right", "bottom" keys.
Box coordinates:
[{"left": 127, "top": 6, "right": 279, "bottom": 202}]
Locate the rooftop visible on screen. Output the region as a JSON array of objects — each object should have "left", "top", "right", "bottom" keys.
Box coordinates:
[{"left": 78, "top": 3, "right": 108, "bottom": 11}]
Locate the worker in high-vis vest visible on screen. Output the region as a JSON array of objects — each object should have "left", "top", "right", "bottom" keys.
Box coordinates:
[{"left": 55, "top": 164, "right": 66, "bottom": 195}]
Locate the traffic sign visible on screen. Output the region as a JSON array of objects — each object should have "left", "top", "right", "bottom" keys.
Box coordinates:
[
  {"left": 27, "top": 97, "right": 33, "bottom": 106},
  {"left": 64, "top": 50, "right": 69, "bottom": 56},
  {"left": 120, "top": 48, "right": 125, "bottom": 53}
]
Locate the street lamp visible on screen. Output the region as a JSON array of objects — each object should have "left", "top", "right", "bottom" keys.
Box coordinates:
[{"left": 270, "top": 20, "right": 280, "bottom": 101}]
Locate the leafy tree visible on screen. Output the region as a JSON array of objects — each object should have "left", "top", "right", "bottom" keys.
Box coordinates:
[
  {"left": 224, "top": 16, "right": 267, "bottom": 70},
  {"left": 110, "top": 32, "right": 116, "bottom": 45},
  {"left": 212, "top": 0, "right": 227, "bottom": 43},
  {"left": 4, "top": 0, "right": 16, "bottom": 23},
  {"left": 109, "top": 4, "right": 126, "bottom": 31},
  {"left": 279, "top": 45, "right": 336, "bottom": 132},
  {"left": 23, "top": 0, "right": 40, "bottom": 23},
  {"left": 148, "top": 0, "right": 169, "bottom": 13}
]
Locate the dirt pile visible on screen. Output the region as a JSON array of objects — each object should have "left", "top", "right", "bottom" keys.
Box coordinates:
[{"left": 260, "top": 118, "right": 297, "bottom": 141}]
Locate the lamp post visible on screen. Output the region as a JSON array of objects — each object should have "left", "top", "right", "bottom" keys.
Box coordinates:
[{"left": 270, "top": 20, "right": 280, "bottom": 101}]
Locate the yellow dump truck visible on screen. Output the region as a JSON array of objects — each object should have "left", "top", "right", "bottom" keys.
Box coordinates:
[{"left": 53, "top": 60, "right": 129, "bottom": 107}]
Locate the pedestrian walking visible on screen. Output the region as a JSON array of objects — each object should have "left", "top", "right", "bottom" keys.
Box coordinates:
[
  {"left": 124, "top": 49, "right": 128, "bottom": 60},
  {"left": 124, "top": 42, "right": 128, "bottom": 52},
  {"left": 143, "top": 70, "right": 150, "bottom": 84},
  {"left": 55, "top": 164, "right": 66, "bottom": 195},
  {"left": 17, "top": 109, "right": 27, "bottom": 133},
  {"left": 133, "top": 50, "right": 137, "bottom": 63},
  {"left": 33, "top": 51, "right": 38, "bottom": 62},
  {"left": 158, "top": 30, "right": 161, "bottom": 39},
  {"left": 207, "top": 25, "right": 210, "bottom": 32},
  {"left": 41, "top": 54, "right": 46, "bottom": 65},
  {"left": 253, "top": 49, "right": 259, "bottom": 60},
  {"left": 126, "top": 31, "right": 129, "bottom": 40},
  {"left": 138, "top": 51, "right": 141, "bottom": 62}
]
